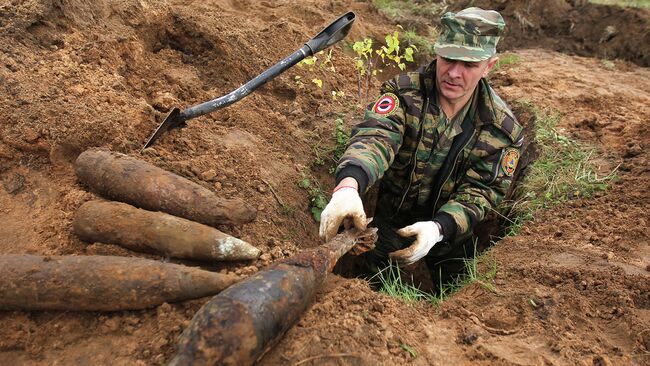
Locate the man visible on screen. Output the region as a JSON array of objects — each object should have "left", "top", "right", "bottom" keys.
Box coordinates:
[{"left": 319, "top": 8, "right": 523, "bottom": 287}]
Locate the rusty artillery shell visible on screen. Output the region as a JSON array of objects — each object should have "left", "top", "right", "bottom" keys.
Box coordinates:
[
  {"left": 73, "top": 200, "right": 261, "bottom": 261},
  {"left": 168, "top": 228, "right": 378, "bottom": 366},
  {"left": 0, "top": 255, "right": 240, "bottom": 311},
  {"left": 74, "top": 149, "right": 257, "bottom": 226}
]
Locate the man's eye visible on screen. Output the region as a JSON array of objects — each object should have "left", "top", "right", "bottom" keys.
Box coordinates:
[{"left": 464, "top": 62, "right": 479, "bottom": 68}]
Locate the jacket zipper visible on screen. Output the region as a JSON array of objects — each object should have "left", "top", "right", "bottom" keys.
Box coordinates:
[
  {"left": 392, "top": 91, "right": 430, "bottom": 217},
  {"left": 488, "top": 148, "right": 506, "bottom": 185},
  {"left": 431, "top": 129, "right": 476, "bottom": 211}
]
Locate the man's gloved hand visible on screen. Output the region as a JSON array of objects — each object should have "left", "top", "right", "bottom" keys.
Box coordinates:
[
  {"left": 389, "top": 221, "right": 443, "bottom": 266},
  {"left": 319, "top": 186, "right": 367, "bottom": 242}
]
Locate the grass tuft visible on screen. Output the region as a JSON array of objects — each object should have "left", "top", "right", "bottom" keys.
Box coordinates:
[
  {"left": 588, "top": 0, "right": 650, "bottom": 8},
  {"left": 503, "top": 100, "right": 619, "bottom": 236},
  {"left": 491, "top": 53, "right": 522, "bottom": 74},
  {"left": 400, "top": 343, "right": 418, "bottom": 359},
  {"left": 298, "top": 172, "right": 328, "bottom": 222},
  {"left": 374, "top": 244, "right": 497, "bottom": 306},
  {"left": 458, "top": 247, "right": 498, "bottom": 292},
  {"left": 373, "top": 261, "right": 437, "bottom": 304},
  {"left": 301, "top": 118, "right": 351, "bottom": 221},
  {"left": 600, "top": 59, "right": 616, "bottom": 70},
  {"left": 373, "top": 0, "right": 447, "bottom": 18},
  {"left": 309, "top": 117, "right": 350, "bottom": 173}
]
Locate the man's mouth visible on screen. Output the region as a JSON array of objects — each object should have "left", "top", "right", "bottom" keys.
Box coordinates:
[{"left": 443, "top": 80, "right": 462, "bottom": 89}]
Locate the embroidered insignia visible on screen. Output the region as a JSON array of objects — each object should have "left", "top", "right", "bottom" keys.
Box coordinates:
[
  {"left": 501, "top": 148, "right": 520, "bottom": 177},
  {"left": 373, "top": 93, "right": 399, "bottom": 116}
]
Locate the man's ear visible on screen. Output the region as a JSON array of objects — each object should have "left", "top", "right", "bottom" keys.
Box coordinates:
[{"left": 482, "top": 56, "right": 499, "bottom": 77}]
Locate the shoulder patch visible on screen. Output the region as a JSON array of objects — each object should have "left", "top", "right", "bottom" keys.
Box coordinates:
[
  {"left": 372, "top": 93, "right": 400, "bottom": 116},
  {"left": 481, "top": 83, "right": 523, "bottom": 142},
  {"left": 501, "top": 148, "right": 520, "bottom": 177}
]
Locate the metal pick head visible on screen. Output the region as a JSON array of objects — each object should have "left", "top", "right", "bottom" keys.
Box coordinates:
[{"left": 142, "top": 107, "right": 183, "bottom": 151}]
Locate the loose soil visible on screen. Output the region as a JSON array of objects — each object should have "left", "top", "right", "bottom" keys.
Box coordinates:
[
  {"left": 0, "top": 1, "right": 648, "bottom": 365},
  {"left": 458, "top": 0, "right": 650, "bottom": 67}
]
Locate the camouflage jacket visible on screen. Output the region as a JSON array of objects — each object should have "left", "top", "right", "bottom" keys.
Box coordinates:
[{"left": 335, "top": 61, "right": 523, "bottom": 242}]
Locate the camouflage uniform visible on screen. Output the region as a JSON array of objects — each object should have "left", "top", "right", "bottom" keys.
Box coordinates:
[{"left": 334, "top": 8, "right": 523, "bottom": 285}]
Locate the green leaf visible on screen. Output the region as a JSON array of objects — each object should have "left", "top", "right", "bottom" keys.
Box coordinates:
[
  {"left": 312, "top": 79, "right": 323, "bottom": 88},
  {"left": 300, "top": 56, "right": 317, "bottom": 66},
  {"left": 385, "top": 34, "right": 394, "bottom": 50},
  {"left": 355, "top": 59, "right": 365, "bottom": 72},
  {"left": 311, "top": 207, "right": 323, "bottom": 222},
  {"left": 404, "top": 47, "right": 414, "bottom": 62},
  {"left": 385, "top": 31, "right": 399, "bottom": 55},
  {"left": 299, "top": 179, "right": 311, "bottom": 189},
  {"left": 313, "top": 195, "right": 327, "bottom": 209},
  {"left": 400, "top": 343, "right": 417, "bottom": 358}
]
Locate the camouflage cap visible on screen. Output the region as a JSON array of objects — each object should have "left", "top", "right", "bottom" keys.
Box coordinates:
[{"left": 434, "top": 7, "right": 505, "bottom": 62}]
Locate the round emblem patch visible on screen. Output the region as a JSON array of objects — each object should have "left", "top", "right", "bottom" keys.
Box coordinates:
[
  {"left": 501, "top": 148, "right": 520, "bottom": 177},
  {"left": 373, "top": 93, "right": 399, "bottom": 116}
]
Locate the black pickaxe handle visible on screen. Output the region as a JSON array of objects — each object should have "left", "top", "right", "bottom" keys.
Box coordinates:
[{"left": 142, "top": 12, "right": 356, "bottom": 151}]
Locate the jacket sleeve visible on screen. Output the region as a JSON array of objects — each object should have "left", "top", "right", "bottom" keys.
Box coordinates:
[
  {"left": 433, "top": 130, "right": 524, "bottom": 241},
  {"left": 335, "top": 78, "right": 408, "bottom": 193}
]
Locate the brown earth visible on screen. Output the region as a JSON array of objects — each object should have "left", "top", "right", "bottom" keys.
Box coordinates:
[
  {"left": 458, "top": 0, "right": 650, "bottom": 67},
  {"left": 0, "top": 0, "right": 648, "bottom": 365}
]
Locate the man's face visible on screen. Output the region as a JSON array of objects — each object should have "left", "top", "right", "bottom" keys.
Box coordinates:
[{"left": 435, "top": 55, "right": 498, "bottom": 104}]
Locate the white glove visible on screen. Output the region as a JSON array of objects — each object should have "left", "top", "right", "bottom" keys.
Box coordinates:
[
  {"left": 319, "top": 187, "right": 367, "bottom": 242},
  {"left": 389, "top": 221, "right": 443, "bottom": 266}
]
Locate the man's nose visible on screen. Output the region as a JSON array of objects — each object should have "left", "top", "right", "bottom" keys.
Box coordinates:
[{"left": 447, "top": 62, "right": 463, "bottom": 78}]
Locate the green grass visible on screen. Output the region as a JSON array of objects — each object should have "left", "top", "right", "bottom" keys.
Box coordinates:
[
  {"left": 374, "top": 245, "right": 497, "bottom": 306},
  {"left": 301, "top": 118, "right": 350, "bottom": 221},
  {"left": 373, "top": 261, "right": 438, "bottom": 304},
  {"left": 502, "top": 210, "right": 534, "bottom": 238},
  {"left": 503, "top": 100, "right": 619, "bottom": 235},
  {"left": 459, "top": 247, "right": 498, "bottom": 292},
  {"left": 309, "top": 117, "right": 350, "bottom": 172},
  {"left": 589, "top": 0, "right": 650, "bottom": 8},
  {"left": 400, "top": 343, "right": 418, "bottom": 359},
  {"left": 298, "top": 172, "right": 327, "bottom": 222},
  {"left": 600, "top": 59, "right": 616, "bottom": 70},
  {"left": 491, "top": 53, "right": 522, "bottom": 74},
  {"left": 373, "top": 0, "right": 446, "bottom": 18}
]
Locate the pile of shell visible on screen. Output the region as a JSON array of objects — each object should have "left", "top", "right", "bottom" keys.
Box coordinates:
[{"left": 0, "top": 149, "right": 260, "bottom": 312}]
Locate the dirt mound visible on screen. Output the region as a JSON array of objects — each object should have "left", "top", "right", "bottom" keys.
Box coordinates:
[
  {"left": 453, "top": 0, "right": 650, "bottom": 67},
  {"left": 0, "top": 0, "right": 649, "bottom": 365},
  {"left": 0, "top": 0, "right": 391, "bottom": 255}
]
